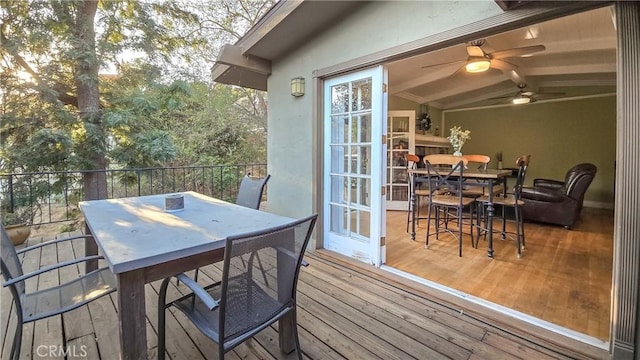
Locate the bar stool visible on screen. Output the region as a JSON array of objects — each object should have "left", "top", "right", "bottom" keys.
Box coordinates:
[
  {"left": 476, "top": 155, "right": 531, "bottom": 258},
  {"left": 406, "top": 154, "right": 431, "bottom": 232}
]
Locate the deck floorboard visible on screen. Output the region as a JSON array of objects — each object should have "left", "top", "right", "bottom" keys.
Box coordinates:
[{"left": 2, "top": 229, "right": 608, "bottom": 360}]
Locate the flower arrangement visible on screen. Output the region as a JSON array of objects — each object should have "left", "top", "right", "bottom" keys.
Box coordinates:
[{"left": 447, "top": 126, "right": 471, "bottom": 156}]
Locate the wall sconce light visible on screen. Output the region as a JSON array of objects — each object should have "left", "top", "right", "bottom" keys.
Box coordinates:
[
  {"left": 291, "top": 77, "right": 305, "bottom": 97},
  {"left": 465, "top": 57, "right": 491, "bottom": 73}
]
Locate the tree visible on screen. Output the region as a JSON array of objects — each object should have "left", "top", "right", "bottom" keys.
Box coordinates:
[
  {"left": 1, "top": 0, "right": 205, "bottom": 199},
  {"left": 1, "top": 0, "right": 275, "bottom": 202},
  {"left": 167, "top": 0, "right": 275, "bottom": 165}
]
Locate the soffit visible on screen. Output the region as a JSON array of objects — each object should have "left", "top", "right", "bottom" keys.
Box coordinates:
[
  {"left": 242, "top": 1, "right": 363, "bottom": 61},
  {"left": 212, "top": 0, "right": 363, "bottom": 89}
]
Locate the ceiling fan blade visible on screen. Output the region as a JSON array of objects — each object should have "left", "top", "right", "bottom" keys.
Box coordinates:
[
  {"left": 421, "top": 59, "right": 465, "bottom": 69},
  {"left": 490, "top": 58, "right": 517, "bottom": 71},
  {"left": 466, "top": 45, "right": 485, "bottom": 57},
  {"left": 491, "top": 45, "right": 546, "bottom": 59}
]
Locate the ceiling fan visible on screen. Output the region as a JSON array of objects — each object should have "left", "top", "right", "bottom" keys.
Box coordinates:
[
  {"left": 421, "top": 39, "right": 545, "bottom": 75},
  {"left": 493, "top": 83, "right": 565, "bottom": 104}
]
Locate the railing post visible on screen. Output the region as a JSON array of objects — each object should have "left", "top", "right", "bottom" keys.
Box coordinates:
[
  {"left": 136, "top": 169, "right": 141, "bottom": 196},
  {"left": 8, "top": 174, "right": 14, "bottom": 212}
]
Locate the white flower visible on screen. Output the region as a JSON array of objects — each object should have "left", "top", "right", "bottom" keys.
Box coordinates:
[{"left": 447, "top": 126, "right": 471, "bottom": 152}]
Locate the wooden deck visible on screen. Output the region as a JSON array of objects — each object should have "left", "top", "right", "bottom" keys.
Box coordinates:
[{"left": 1, "top": 231, "right": 609, "bottom": 359}]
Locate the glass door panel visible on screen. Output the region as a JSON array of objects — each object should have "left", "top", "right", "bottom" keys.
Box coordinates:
[
  {"left": 386, "top": 111, "right": 415, "bottom": 210},
  {"left": 324, "top": 67, "right": 384, "bottom": 265}
]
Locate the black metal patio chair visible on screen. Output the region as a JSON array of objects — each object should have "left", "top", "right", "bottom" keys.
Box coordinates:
[
  {"left": 187, "top": 172, "right": 272, "bottom": 284},
  {"left": 157, "top": 214, "right": 317, "bottom": 360},
  {"left": 0, "top": 224, "right": 117, "bottom": 360},
  {"left": 236, "top": 173, "right": 271, "bottom": 210}
]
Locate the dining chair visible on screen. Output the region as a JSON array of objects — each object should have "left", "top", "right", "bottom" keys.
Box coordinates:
[
  {"left": 405, "top": 154, "right": 431, "bottom": 232},
  {"left": 476, "top": 155, "right": 531, "bottom": 258},
  {"left": 236, "top": 173, "right": 271, "bottom": 210},
  {"left": 423, "top": 154, "right": 476, "bottom": 257},
  {"left": 0, "top": 225, "right": 117, "bottom": 360},
  {"left": 460, "top": 154, "right": 504, "bottom": 197},
  {"left": 158, "top": 214, "right": 318, "bottom": 360}
]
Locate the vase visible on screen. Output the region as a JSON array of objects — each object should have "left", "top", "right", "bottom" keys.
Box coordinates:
[
  {"left": 5, "top": 223, "right": 31, "bottom": 245},
  {"left": 453, "top": 150, "right": 462, "bottom": 156}
]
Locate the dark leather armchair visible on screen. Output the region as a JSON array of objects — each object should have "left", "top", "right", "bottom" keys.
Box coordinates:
[{"left": 520, "top": 163, "right": 597, "bottom": 229}]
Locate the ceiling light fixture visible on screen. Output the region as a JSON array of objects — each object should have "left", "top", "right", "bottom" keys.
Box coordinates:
[
  {"left": 512, "top": 96, "right": 531, "bottom": 105},
  {"left": 465, "top": 57, "right": 491, "bottom": 73}
]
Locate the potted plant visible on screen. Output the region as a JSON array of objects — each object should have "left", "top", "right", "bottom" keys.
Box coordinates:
[{"left": 2, "top": 206, "right": 36, "bottom": 245}]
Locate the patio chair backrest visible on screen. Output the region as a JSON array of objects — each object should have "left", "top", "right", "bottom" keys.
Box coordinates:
[
  {"left": 1, "top": 224, "right": 25, "bottom": 296},
  {"left": 236, "top": 173, "right": 271, "bottom": 210},
  {"left": 218, "top": 214, "right": 317, "bottom": 344}
]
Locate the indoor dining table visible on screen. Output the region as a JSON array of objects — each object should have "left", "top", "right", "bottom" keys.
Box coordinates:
[
  {"left": 407, "top": 167, "right": 512, "bottom": 258},
  {"left": 79, "top": 191, "right": 297, "bottom": 360}
]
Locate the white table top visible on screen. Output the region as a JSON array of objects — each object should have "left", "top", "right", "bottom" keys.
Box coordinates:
[{"left": 79, "top": 191, "right": 295, "bottom": 274}]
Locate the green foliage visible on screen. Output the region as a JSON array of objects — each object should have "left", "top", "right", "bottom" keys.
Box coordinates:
[
  {"left": 0, "top": 176, "right": 46, "bottom": 226},
  {"left": 1, "top": 0, "right": 271, "bottom": 179},
  {"left": 1, "top": 207, "right": 33, "bottom": 226},
  {"left": 112, "top": 130, "right": 177, "bottom": 168}
]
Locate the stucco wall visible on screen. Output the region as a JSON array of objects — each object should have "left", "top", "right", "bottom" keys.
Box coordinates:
[
  {"left": 266, "top": 1, "right": 503, "bottom": 219},
  {"left": 443, "top": 95, "right": 616, "bottom": 207}
]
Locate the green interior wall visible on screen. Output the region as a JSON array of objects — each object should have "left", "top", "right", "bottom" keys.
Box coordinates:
[{"left": 443, "top": 96, "right": 616, "bottom": 206}]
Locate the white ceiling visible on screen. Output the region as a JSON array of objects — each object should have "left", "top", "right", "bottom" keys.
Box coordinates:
[{"left": 386, "top": 6, "right": 617, "bottom": 110}]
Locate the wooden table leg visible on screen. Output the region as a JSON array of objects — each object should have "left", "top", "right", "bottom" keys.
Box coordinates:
[
  {"left": 84, "top": 223, "right": 98, "bottom": 273},
  {"left": 277, "top": 230, "right": 297, "bottom": 354},
  {"left": 278, "top": 314, "right": 296, "bottom": 353},
  {"left": 117, "top": 270, "right": 148, "bottom": 360}
]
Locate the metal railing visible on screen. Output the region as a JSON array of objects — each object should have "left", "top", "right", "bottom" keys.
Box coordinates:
[{"left": 0, "top": 164, "right": 267, "bottom": 226}]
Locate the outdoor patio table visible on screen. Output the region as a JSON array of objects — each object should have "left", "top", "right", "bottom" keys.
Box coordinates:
[
  {"left": 408, "top": 168, "right": 512, "bottom": 258},
  {"left": 79, "top": 191, "right": 296, "bottom": 360}
]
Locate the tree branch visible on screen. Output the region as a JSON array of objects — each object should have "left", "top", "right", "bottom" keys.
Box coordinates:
[{"left": 1, "top": 26, "right": 79, "bottom": 107}]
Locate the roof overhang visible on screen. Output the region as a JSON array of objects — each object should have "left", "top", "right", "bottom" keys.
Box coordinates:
[
  {"left": 211, "top": 44, "right": 271, "bottom": 91},
  {"left": 211, "top": 0, "right": 362, "bottom": 90}
]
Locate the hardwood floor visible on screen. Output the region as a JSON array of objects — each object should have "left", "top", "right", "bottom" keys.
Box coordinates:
[
  {"left": 385, "top": 206, "right": 614, "bottom": 341},
  {"left": 1, "top": 231, "right": 609, "bottom": 359}
]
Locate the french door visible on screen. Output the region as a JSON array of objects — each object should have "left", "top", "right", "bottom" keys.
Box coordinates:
[{"left": 323, "top": 66, "right": 387, "bottom": 266}]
